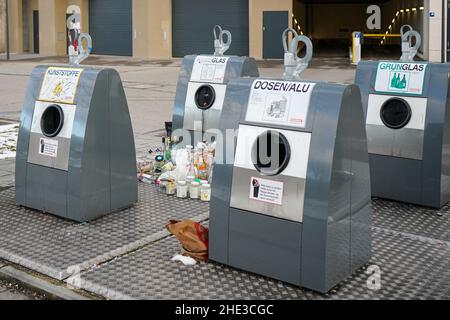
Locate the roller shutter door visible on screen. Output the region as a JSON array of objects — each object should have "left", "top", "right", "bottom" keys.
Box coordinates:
[
  {"left": 89, "top": 0, "right": 132, "bottom": 56},
  {"left": 172, "top": 0, "right": 249, "bottom": 57}
]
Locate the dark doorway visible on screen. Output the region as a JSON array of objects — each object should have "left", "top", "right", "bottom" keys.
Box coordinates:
[
  {"left": 33, "top": 10, "right": 39, "bottom": 54},
  {"left": 263, "top": 11, "right": 289, "bottom": 59}
]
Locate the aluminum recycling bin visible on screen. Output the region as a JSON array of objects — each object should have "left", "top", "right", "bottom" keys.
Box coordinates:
[
  {"left": 355, "top": 61, "right": 450, "bottom": 208},
  {"left": 209, "top": 78, "right": 372, "bottom": 293},
  {"left": 172, "top": 55, "right": 259, "bottom": 144},
  {"left": 15, "top": 66, "right": 138, "bottom": 222}
]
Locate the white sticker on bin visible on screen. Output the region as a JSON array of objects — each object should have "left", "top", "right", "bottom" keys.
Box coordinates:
[
  {"left": 249, "top": 177, "right": 284, "bottom": 205},
  {"left": 38, "top": 138, "right": 58, "bottom": 158},
  {"left": 245, "top": 79, "right": 315, "bottom": 128},
  {"left": 374, "top": 62, "right": 427, "bottom": 95},
  {"left": 190, "top": 56, "right": 230, "bottom": 83},
  {"left": 39, "top": 67, "right": 83, "bottom": 104}
]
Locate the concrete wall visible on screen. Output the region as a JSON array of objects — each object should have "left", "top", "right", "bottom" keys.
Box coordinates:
[
  {"left": 423, "top": 0, "right": 445, "bottom": 62},
  {"left": 23, "top": 0, "right": 38, "bottom": 53},
  {"left": 249, "top": 0, "right": 293, "bottom": 59},
  {"left": 0, "top": 1, "right": 5, "bottom": 52},
  {"left": 7, "top": 0, "right": 24, "bottom": 54},
  {"left": 133, "top": 0, "right": 171, "bottom": 59}
]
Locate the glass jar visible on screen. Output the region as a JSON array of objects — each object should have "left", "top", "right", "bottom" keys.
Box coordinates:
[
  {"left": 177, "top": 181, "right": 188, "bottom": 198},
  {"left": 200, "top": 184, "right": 211, "bottom": 202},
  {"left": 166, "top": 180, "right": 176, "bottom": 195},
  {"left": 190, "top": 181, "right": 200, "bottom": 199}
]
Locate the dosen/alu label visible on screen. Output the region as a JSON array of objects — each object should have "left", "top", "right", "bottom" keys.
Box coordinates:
[
  {"left": 245, "top": 79, "right": 315, "bottom": 128},
  {"left": 190, "top": 56, "right": 230, "bottom": 84},
  {"left": 374, "top": 62, "right": 427, "bottom": 95},
  {"left": 39, "top": 67, "right": 83, "bottom": 104}
]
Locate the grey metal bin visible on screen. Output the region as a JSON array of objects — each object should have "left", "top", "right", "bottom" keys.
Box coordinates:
[
  {"left": 355, "top": 26, "right": 450, "bottom": 208},
  {"left": 209, "top": 31, "right": 372, "bottom": 293},
  {"left": 15, "top": 64, "right": 137, "bottom": 222},
  {"left": 172, "top": 26, "right": 259, "bottom": 145}
]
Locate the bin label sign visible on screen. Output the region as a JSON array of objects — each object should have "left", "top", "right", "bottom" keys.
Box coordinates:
[
  {"left": 245, "top": 79, "right": 315, "bottom": 128},
  {"left": 39, "top": 67, "right": 84, "bottom": 104},
  {"left": 374, "top": 62, "right": 427, "bottom": 95},
  {"left": 39, "top": 138, "right": 58, "bottom": 158},
  {"left": 191, "top": 56, "right": 230, "bottom": 84},
  {"left": 249, "top": 177, "right": 283, "bottom": 205}
]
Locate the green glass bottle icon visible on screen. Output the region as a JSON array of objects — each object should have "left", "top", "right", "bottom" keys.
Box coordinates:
[
  {"left": 391, "top": 73, "right": 397, "bottom": 88},
  {"left": 400, "top": 74, "right": 407, "bottom": 89}
]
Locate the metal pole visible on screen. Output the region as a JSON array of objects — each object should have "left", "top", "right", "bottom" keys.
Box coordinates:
[{"left": 5, "top": 0, "right": 10, "bottom": 60}]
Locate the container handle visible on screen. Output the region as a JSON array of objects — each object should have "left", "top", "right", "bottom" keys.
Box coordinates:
[
  {"left": 213, "top": 25, "right": 232, "bottom": 56},
  {"left": 67, "top": 14, "right": 92, "bottom": 66},
  {"left": 400, "top": 25, "right": 421, "bottom": 62},
  {"left": 282, "top": 28, "right": 313, "bottom": 80}
]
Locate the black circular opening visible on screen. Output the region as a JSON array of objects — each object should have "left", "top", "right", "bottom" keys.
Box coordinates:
[
  {"left": 251, "top": 130, "right": 291, "bottom": 176},
  {"left": 195, "top": 85, "right": 216, "bottom": 110},
  {"left": 380, "top": 98, "right": 412, "bottom": 129},
  {"left": 40, "top": 104, "right": 64, "bottom": 137}
]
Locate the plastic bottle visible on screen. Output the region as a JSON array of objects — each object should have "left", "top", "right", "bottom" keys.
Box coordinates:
[
  {"left": 189, "top": 181, "right": 200, "bottom": 199},
  {"left": 177, "top": 181, "right": 188, "bottom": 198}
]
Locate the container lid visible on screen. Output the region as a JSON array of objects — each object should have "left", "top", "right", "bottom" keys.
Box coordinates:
[
  {"left": 200, "top": 180, "right": 209, "bottom": 185},
  {"left": 191, "top": 181, "right": 200, "bottom": 186},
  {"left": 202, "top": 184, "right": 211, "bottom": 188},
  {"left": 177, "top": 181, "right": 187, "bottom": 185}
]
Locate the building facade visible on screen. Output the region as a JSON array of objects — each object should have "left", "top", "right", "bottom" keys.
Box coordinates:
[
  {"left": 2, "top": 0, "right": 292, "bottom": 60},
  {"left": 1, "top": 0, "right": 448, "bottom": 62}
]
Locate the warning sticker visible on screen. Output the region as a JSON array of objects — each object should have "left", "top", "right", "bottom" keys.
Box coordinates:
[
  {"left": 245, "top": 79, "right": 315, "bottom": 128},
  {"left": 39, "top": 67, "right": 83, "bottom": 104},
  {"left": 38, "top": 138, "right": 58, "bottom": 158},
  {"left": 374, "top": 62, "right": 428, "bottom": 95},
  {"left": 190, "top": 56, "right": 230, "bottom": 83},
  {"left": 249, "top": 177, "right": 284, "bottom": 205}
]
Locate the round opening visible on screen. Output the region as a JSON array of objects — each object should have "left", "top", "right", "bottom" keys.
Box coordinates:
[
  {"left": 251, "top": 130, "right": 291, "bottom": 176},
  {"left": 40, "top": 104, "right": 64, "bottom": 137},
  {"left": 195, "top": 85, "right": 216, "bottom": 110},
  {"left": 380, "top": 98, "right": 412, "bottom": 129}
]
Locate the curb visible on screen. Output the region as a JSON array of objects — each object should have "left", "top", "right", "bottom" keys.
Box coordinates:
[{"left": 0, "top": 263, "right": 92, "bottom": 300}]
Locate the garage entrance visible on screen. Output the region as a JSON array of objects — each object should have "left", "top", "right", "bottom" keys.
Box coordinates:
[
  {"left": 89, "top": 0, "right": 132, "bottom": 56},
  {"left": 172, "top": 0, "right": 249, "bottom": 57},
  {"left": 294, "top": 0, "right": 425, "bottom": 60}
]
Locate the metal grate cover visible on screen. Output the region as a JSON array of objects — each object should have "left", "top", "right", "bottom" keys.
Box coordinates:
[
  {"left": 0, "top": 184, "right": 209, "bottom": 280},
  {"left": 67, "top": 227, "right": 450, "bottom": 300}
]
